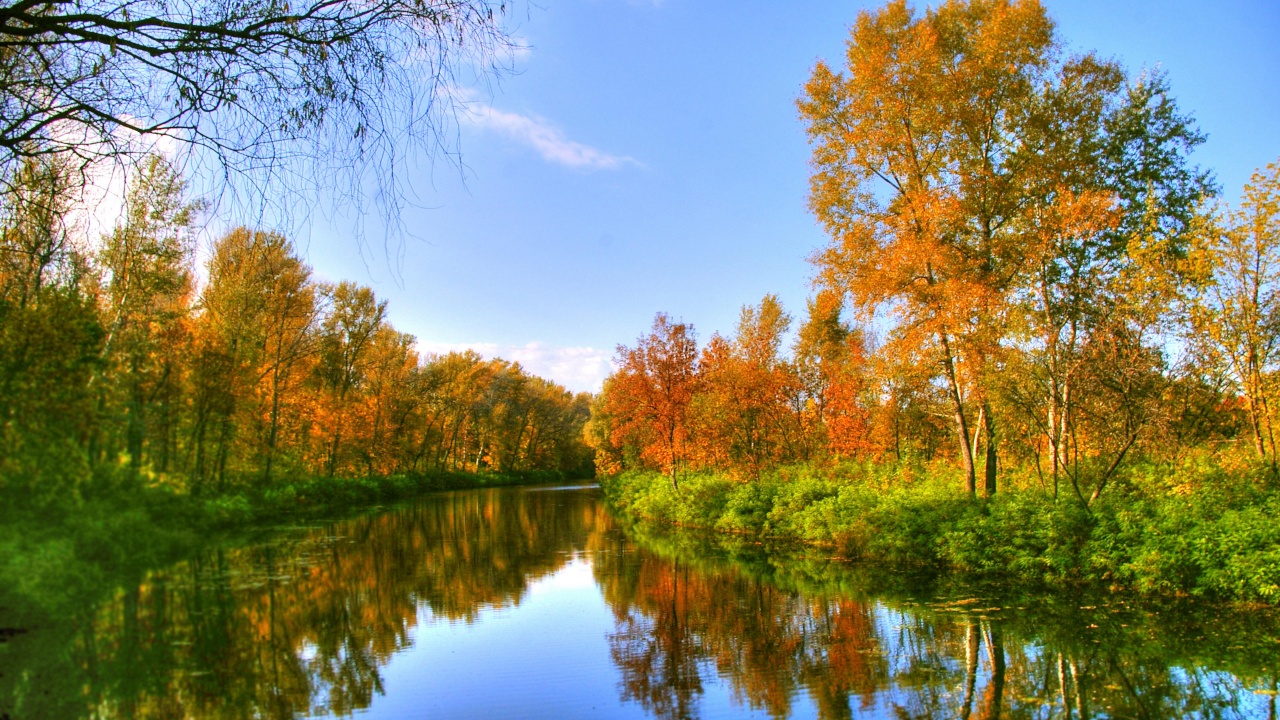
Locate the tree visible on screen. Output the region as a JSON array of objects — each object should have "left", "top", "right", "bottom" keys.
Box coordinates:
[
  {"left": 794, "top": 290, "right": 874, "bottom": 460},
  {"left": 693, "top": 295, "right": 803, "bottom": 477},
  {"left": 0, "top": 155, "right": 101, "bottom": 505},
  {"left": 98, "top": 154, "right": 201, "bottom": 472},
  {"left": 800, "top": 0, "right": 1056, "bottom": 495},
  {"left": 192, "top": 227, "right": 313, "bottom": 490},
  {"left": 1193, "top": 161, "right": 1280, "bottom": 469},
  {"left": 0, "top": 156, "right": 81, "bottom": 308},
  {"left": 0, "top": 0, "right": 514, "bottom": 217},
  {"left": 604, "top": 314, "right": 699, "bottom": 489},
  {"left": 1013, "top": 67, "right": 1211, "bottom": 499},
  {"left": 800, "top": 0, "right": 1212, "bottom": 496},
  {"left": 315, "top": 281, "right": 387, "bottom": 477}
]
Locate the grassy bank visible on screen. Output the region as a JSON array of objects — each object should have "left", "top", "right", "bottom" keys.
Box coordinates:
[
  {"left": 601, "top": 459, "right": 1280, "bottom": 604},
  {"left": 0, "top": 469, "right": 585, "bottom": 629}
]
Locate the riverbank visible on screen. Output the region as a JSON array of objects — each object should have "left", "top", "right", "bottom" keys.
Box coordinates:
[
  {"left": 600, "top": 459, "right": 1280, "bottom": 604},
  {"left": 0, "top": 469, "right": 585, "bottom": 628}
]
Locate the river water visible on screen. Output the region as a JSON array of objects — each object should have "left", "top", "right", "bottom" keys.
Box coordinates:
[{"left": 3, "top": 484, "right": 1279, "bottom": 719}]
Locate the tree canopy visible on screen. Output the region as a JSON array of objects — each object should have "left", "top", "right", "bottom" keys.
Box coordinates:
[{"left": 0, "top": 0, "right": 514, "bottom": 212}]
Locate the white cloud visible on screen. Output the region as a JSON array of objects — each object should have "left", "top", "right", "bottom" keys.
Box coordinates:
[
  {"left": 465, "top": 101, "right": 638, "bottom": 170},
  {"left": 416, "top": 340, "right": 613, "bottom": 394}
]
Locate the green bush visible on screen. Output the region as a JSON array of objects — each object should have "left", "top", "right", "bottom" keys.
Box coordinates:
[{"left": 204, "top": 494, "right": 254, "bottom": 526}]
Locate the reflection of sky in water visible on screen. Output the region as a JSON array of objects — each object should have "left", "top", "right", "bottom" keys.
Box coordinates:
[{"left": 361, "top": 556, "right": 793, "bottom": 719}]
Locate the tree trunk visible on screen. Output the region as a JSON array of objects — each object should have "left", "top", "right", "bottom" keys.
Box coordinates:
[
  {"left": 940, "top": 330, "right": 976, "bottom": 494},
  {"left": 982, "top": 401, "right": 997, "bottom": 497},
  {"left": 980, "top": 623, "right": 1006, "bottom": 719}
]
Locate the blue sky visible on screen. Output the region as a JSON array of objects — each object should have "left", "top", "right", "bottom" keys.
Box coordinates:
[{"left": 300, "top": 0, "right": 1280, "bottom": 394}]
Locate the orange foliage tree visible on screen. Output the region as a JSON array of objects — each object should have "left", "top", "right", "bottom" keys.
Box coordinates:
[
  {"left": 603, "top": 314, "right": 700, "bottom": 488},
  {"left": 799, "top": 0, "right": 1211, "bottom": 496},
  {"left": 794, "top": 290, "right": 874, "bottom": 459},
  {"left": 693, "top": 295, "right": 805, "bottom": 477}
]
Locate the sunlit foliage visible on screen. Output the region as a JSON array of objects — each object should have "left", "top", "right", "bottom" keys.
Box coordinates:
[{"left": 0, "top": 155, "right": 592, "bottom": 512}]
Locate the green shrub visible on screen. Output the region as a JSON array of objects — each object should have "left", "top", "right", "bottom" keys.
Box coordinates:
[
  {"left": 204, "top": 494, "right": 254, "bottom": 526},
  {"left": 717, "top": 479, "right": 781, "bottom": 534}
]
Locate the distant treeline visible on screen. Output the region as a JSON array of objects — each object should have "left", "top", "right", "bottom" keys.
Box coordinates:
[{"left": 0, "top": 155, "right": 593, "bottom": 511}]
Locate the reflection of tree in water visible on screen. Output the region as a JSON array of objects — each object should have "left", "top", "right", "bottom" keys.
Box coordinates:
[
  {"left": 598, "top": 545, "right": 890, "bottom": 720},
  {"left": 64, "top": 487, "right": 608, "bottom": 719},
  {"left": 597, "top": 532, "right": 1280, "bottom": 720},
  {"left": 608, "top": 560, "right": 706, "bottom": 720}
]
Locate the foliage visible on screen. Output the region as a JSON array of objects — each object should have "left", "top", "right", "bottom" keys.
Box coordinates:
[
  {"left": 603, "top": 457, "right": 1280, "bottom": 603},
  {"left": 600, "top": 314, "right": 699, "bottom": 487},
  {"left": 589, "top": 4, "right": 1277, "bottom": 609}
]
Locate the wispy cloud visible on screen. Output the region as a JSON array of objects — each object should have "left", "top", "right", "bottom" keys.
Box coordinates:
[
  {"left": 417, "top": 340, "right": 613, "bottom": 394},
  {"left": 505, "top": 36, "right": 533, "bottom": 64},
  {"left": 464, "top": 101, "right": 638, "bottom": 170}
]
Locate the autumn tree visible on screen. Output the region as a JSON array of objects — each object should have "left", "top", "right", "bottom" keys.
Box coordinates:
[
  {"left": 693, "top": 295, "right": 804, "bottom": 477},
  {"left": 800, "top": 0, "right": 1057, "bottom": 495},
  {"left": 794, "top": 290, "right": 874, "bottom": 459},
  {"left": 356, "top": 326, "right": 421, "bottom": 476},
  {"left": 801, "top": 0, "right": 1212, "bottom": 496},
  {"left": 315, "top": 281, "right": 387, "bottom": 477},
  {"left": 584, "top": 378, "right": 626, "bottom": 477},
  {"left": 1192, "top": 161, "right": 1280, "bottom": 469},
  {"left": 192, "top": 227, "right": 314, "bottom": 490},
  {"left": 604, "top": 314, "right": 699, "bottom": 488}
]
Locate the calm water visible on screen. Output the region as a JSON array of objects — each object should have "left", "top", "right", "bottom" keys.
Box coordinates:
[{"left": 3, "top": 484, "right": 1279, "bottom": 719}]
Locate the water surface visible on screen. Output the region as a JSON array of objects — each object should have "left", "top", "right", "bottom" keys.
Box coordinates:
[{"left": 2, "top": 485, "right": 1278, "bottom": 719}]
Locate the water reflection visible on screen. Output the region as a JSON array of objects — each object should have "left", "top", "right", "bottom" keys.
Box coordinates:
[
  {"left": 600, "top": 522, "right": 1280, "bottom": 719},
  {"left": 49, "top": 487, "right": 607, "bottom": 720},
  {"left": 2, "top": 486, "right": 1278, "bottom": 719}
]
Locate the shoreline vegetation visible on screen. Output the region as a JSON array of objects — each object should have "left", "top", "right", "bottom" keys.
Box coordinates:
[
  {"left": 0, "top": 158, "right": 598, "bottom": 578},
  {"left": 0, "top": 156, "right": 600, "bottom": 628},
  {"left": 2, "top": 0, "right": 1278, "bottom": 644},
  {"left": 601, "top": 461, "right": 1280, "bottom": 605}
]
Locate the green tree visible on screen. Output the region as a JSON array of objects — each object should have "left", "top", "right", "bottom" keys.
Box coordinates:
[
  {"left": 98, "top": 154, "right": 201, "bottom": 472},
  {"left": 1013, "top": 68, "right": 1212, "bottom": 499},
  {"left": 0, "top": 157, "right": 101, "bottom": 505}
]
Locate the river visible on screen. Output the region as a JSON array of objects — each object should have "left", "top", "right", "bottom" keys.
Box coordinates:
[{"left": 3, "top": 484, "right": 1278, "bottom": 719}]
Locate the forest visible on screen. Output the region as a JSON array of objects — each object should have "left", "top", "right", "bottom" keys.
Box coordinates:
[
  {"left": 589, "top": 0, "right": 1280, "bottom": 602},
  {"left": 0, "top": 153, "right": 594, "bottom": 526}
]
